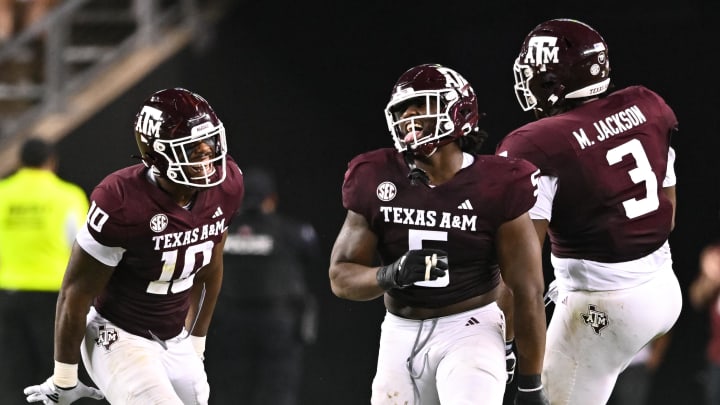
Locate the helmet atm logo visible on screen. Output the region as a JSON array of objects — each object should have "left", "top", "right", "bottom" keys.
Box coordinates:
[
  {"left": 136, "top": 106, "right": 164, "bottom": 137},
  {"left": 524, "top": 36, "right": 559, "bottom": 66},
  {"left": 436, "top": 66, "right": 470, "bottom": 97}
]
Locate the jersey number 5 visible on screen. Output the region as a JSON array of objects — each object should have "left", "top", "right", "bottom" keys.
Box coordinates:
[{"left": 409, "top": 229, "right": 449, "bottom": 288}]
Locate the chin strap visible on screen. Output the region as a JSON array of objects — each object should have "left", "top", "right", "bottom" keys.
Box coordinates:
[{"left": 403, "top": 151, "right": 429, "bottom": 186}]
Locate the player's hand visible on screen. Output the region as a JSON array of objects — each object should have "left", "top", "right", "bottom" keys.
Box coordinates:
[
  {"left": 701, "top": 245, "right": 720, "bottom": 283},
  {"left": 376, "top": 249, "right": 448, "bottom": 290},
  {"left": 190, "top": 335, "right": 206, "bottom": 361},
  {"left": 544, "top": 279, "right": 559, "bottom": 307},
  {"left": 514, "top": 374, "right": 549, "bottom": 405},
  {"left": 505, "top": 341, "right": 516, "bottom": 384},
  {"left": 24, "top": 377, "right": 104, "bottom": 404}
]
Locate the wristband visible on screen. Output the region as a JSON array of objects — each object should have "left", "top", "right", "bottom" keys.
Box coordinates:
[
  {"left": 190, "top": 335, "right": 206, "bottom": 358},
  {"left": 505, "top": 339, "right": 514, "bottom": 353},
  {"left": 52, "top": 361, "right": 78, "bottom": 388},
  {"left": 516, "top": 374, "right": 542, "bottom": 391}
]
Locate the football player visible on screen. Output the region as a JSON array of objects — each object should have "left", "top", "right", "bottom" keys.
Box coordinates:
[
  {"left": 329, "top": 63, "right": 549, "bottom": 404},
  {"left": 496, "top": 18, "right": 682, "bottom": 405},
  {"left": 24, "top": 88, "right": 244, "bottom": 404}
]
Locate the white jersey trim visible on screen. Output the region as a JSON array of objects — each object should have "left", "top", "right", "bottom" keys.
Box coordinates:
[
  {"left": 461, "top": 152, "right": 474, "bottom": 169},
  {"left": 663, "top": 147, "right": 676, "bottom": 187},
  {"left": 529, "top": 175, "right": 557, "bottom": 221},
  {"left": 76, "top": 224, "right": 126, "bottom": 267}
]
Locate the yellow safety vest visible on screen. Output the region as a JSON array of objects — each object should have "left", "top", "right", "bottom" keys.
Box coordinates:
[{"left": 0, "top": 168, "right": 89, "bottom": 291}]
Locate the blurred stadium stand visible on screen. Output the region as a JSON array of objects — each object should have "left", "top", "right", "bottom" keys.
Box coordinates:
[{"left": 0, "top": 0, "right": 234, "bottom": 176}]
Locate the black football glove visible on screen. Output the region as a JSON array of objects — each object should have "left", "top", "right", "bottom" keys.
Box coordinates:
[
  {"left": 376, "top": 249, "right": 448, "bottom": 290},
  {"left": 514, "top": 374, "right": 549, "bottom": 405}
]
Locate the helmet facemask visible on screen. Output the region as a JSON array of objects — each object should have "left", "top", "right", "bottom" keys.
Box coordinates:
[
  {"left": 150, "top": 122, "right": 227, "bottom": 188},
  {"left": 513, "top": 57, "right": 539, "bottom": 112},
  {"left": 385, "top": 89, "right": 462, "bottom": 155}
]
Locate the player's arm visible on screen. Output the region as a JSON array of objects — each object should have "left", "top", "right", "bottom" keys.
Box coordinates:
[
  {"left": 55, "top": 243, "right": 114, "bottom": 365},
  {"left": 496, "top": 278, "right": 517, "bottom": 384},
  {"left": 497, "top": 212, "right": 547, "bottom": 395},
  {"left": 185, "top": 231, "right": 226, "bottom": 358},
  {"left": 25, "top": 242, "right": 112, "bottom": 403},
  {"left": 531, "top": 219, "right": 549, "bottom": 248},
  {"left": 496, "top": 278, "right": 514, "bottom": 341},
  {"left": 329, "top": 210, "right": 384, "bottom": 301},
  {"left": 689, "top": 270, "right": 720, "bottom": 310},
  {"left": 690, "top": 244, "right": 720, "bottom": 310},
  {"left": 663, "top": 185, "right": 676, "bottom": 231}
]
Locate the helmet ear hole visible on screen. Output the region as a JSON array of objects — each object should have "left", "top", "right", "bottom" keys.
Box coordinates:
[{"left": 142, "top": 151, "right": 161, "bottom": 169}]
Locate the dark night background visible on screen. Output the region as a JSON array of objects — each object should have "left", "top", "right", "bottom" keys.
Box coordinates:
[{"left": 50, "top": 1, "right": 718, "bottom": 404}]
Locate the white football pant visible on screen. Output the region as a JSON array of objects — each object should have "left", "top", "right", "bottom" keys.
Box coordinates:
[
  {"left": 80, "top": 307, "right": 210, "bottom": 405},
  {"left": 543, "top": 263, "right": 681, "bottom": 405},
  {"left": 371, "top": 303, "right": 506, "bottom": 405}
]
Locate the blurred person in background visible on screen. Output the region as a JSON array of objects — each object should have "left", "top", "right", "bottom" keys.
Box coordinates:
[
  {"left": 205, "top": 166, "right": 322, "bottom": 405},
  {"left": 0, "top": 0, "right": 60, "bottom": 42},
  {"left": 0, "top": 137, "right": 89, "bottom": 403},
  {"left": 691, "top": 242, "right": 720, "bottom": 405},
  {"left": 0, "top": 0, "right": 60, "bottom": 83}
]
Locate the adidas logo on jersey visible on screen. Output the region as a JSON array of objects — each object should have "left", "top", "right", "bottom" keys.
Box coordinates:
[
  {"left": 465, "top": 317, "right": 479, "bottom": 326},
  {"left": 457, "top": 199, "right": 473, "bottom": 210},
  {"left": 212, "top": 207, "right": 223, "bottom": 218}
]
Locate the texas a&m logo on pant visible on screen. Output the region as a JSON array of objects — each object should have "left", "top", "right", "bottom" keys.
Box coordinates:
[
  {"left": 580, "top": 304, "right": 609, "bottom": 335},
  {"left": 95, "top": 325, "right": 119, "bottom": 350}
]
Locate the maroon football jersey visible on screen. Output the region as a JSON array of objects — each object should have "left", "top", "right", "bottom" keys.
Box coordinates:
[
  {"left": 342, "top": 148, "right": 538, "bottom": 308},
  {"left": 497, "top": 86, "right": 677, "bottom": 262},
  {"left": 84, "top": 159, "right": 243, "bottom": 340}
]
